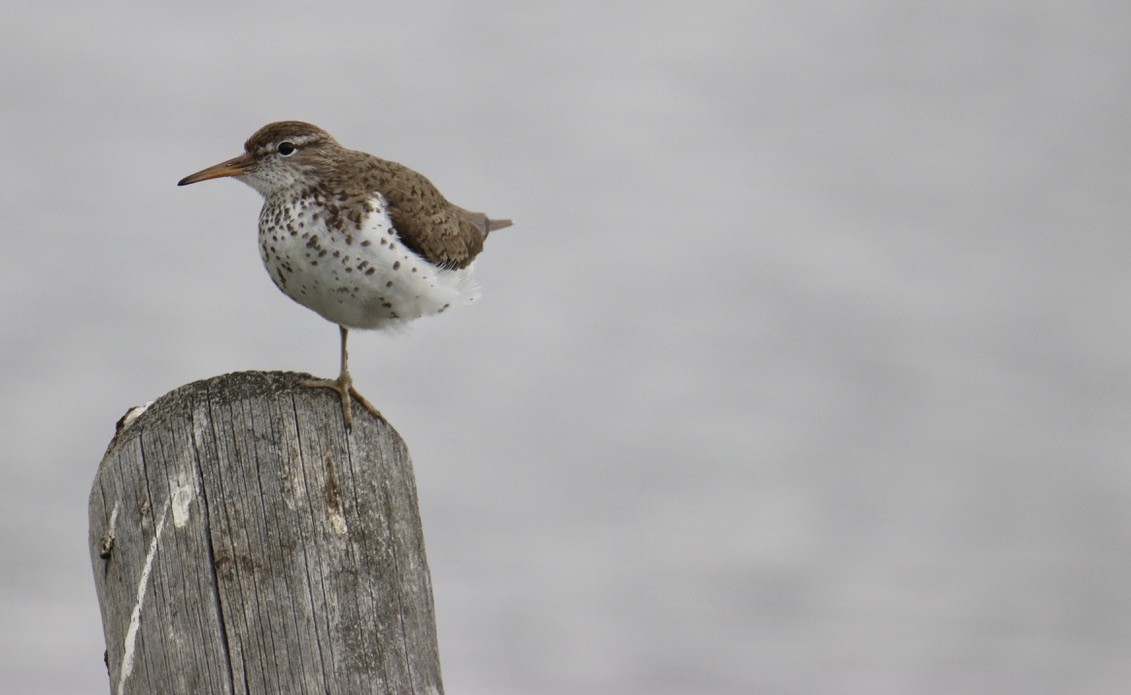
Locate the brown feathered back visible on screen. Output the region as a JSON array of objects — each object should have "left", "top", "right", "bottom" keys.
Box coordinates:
[{"left": 336, "top": 151, "right": 511, "bottom": 269}]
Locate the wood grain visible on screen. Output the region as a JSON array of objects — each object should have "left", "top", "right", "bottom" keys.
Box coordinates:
[{"left": 89, "top": 371, "right": 443, "bottom": 694}]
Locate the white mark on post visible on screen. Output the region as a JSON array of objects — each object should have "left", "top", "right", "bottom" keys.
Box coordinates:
[
  {"left": 170, "top": 481, "right": 194, "bottom": 528},
  {"left": 107, "top": 503, "right": 120, "bottom": 534},
  {"left": 115, "top": 401, "right": 153, "bottom": 434},
  {"left": 117, "top": 499, "right": 170, "bottom": 695},
  {"left": 99, "top": 502, "right": 121, "bottom": 558},
  {"left": 328, "top": 505, "right": 348, "bottom": 535}
]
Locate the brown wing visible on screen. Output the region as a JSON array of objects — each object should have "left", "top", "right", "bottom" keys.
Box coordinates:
[
  {"left": 361, "top": 158, "right": 491, "bottom": 269},
  {"left": 391, "top": 207, "right": 485, "bottom": 270}
]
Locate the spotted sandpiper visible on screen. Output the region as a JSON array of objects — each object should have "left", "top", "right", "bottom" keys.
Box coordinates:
[{"left": 178, "top": 121, "right": 512, "bottom": 427}]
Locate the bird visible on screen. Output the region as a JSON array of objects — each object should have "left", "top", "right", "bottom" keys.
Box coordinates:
[{"left": 178, "top": 121, "right": 512, "bottom": 427}]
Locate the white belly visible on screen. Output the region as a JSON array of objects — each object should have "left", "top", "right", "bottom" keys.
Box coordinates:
[{"left": 257, "top": 193, "right": 479, "bottom": 330}]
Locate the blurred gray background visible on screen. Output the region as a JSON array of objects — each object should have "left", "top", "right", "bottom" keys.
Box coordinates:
[{"left": 2, "top": 1, "right": 1129, "bottom": 693}]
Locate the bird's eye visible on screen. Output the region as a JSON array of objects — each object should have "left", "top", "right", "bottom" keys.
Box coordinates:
[{"left": 277, "top": 142, "right": 297, "bottom": 156}]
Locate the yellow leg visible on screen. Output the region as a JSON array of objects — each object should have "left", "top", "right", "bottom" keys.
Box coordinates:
[{"left": 300, "top": 325, "right": 384, "bottom": 428}]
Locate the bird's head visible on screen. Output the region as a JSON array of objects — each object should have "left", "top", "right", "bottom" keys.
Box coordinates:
[{"left": 178, "top": 121, "right": 340, "bottom": 196}]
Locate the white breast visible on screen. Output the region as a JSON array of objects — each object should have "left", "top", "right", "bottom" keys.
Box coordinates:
[{"left": 257, "top": 193, "right": 479, "bottom": 330}]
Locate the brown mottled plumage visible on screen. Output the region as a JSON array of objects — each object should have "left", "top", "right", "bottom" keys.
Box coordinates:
[
  {"left": 233, "top": 121, "right": 511, "bottom": 268},
  {"left": 178, "top": 121, "right": 513, "bottom": 427}
]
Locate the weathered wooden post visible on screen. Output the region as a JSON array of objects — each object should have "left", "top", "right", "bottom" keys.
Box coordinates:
[{"left": 89, "top": 371, "right": 443, "bottom": 694}]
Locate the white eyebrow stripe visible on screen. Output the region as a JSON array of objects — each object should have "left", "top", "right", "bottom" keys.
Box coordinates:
[{"left": 257, "top": 134, "right": 320, "bottom": 154}]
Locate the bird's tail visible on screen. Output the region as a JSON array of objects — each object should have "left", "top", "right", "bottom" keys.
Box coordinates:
[
  {"left": 486, "top": 217, "right": 514, "bottom": 232},
  {"left": 458, "top": 206, "right": 515, "bottom": 238}
]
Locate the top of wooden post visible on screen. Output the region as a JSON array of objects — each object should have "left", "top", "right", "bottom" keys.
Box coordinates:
[{"left": 90, "top": 370, "right": 443, "bottom": 695}]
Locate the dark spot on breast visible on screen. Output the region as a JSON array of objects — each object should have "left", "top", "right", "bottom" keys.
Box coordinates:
[
  {"left": 361, "top": 240, "right": 371, "bottom": 247},
  {"left": 393, "top": 261, "right": 401, "bottom": 270},
  {"left": 385, "top": 280, "right": 393, "bottom": 287},
  {"left": 364, "top": 267, "right": 375, "bottom": 275}
]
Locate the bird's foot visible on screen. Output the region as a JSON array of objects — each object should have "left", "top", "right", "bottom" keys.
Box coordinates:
[
  {"left": 348, "top": 386, "right": 385, "bottom": 425},
  {"left": 299, "top": 376, "right": 384, "bottom": 429},
  {"left": 299, "top": 377, "right": 353, "bottom": 427}
]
